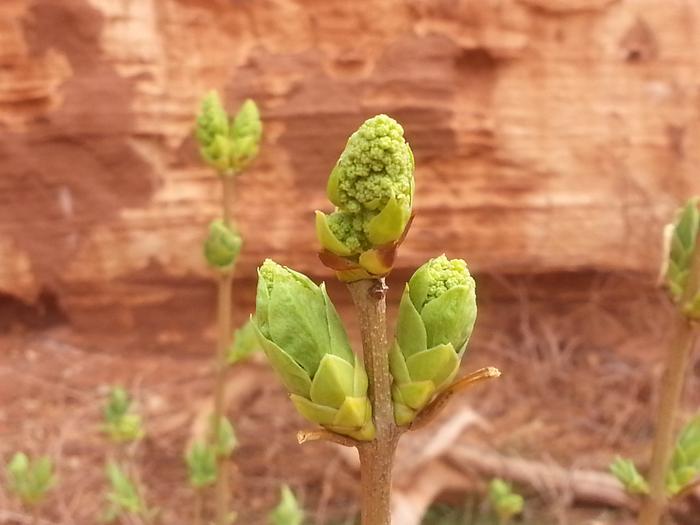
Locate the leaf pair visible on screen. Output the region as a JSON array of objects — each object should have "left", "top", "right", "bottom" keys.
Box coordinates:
[{"left": 6, "top": 452, "right": 55, "bottom": 507}]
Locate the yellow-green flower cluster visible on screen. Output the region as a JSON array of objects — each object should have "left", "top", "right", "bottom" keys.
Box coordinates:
[{"left": 316, "top": 114, "right": 414, "bottom": 281}]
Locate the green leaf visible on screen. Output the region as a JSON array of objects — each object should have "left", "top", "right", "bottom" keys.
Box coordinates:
[
  {"left": 405, "top": 344, "right": 459, "bottom": 387},
  {"left": 185, "top": 441, "right": 218, "bottom": 488},
  {"left": 665, "top": 198, "right": 700, "bottom": 302},
  {"left": 269, "top": 485, "right": 304, "bottom": 525},
  {"left": 102, "top": 387, "right": 144, "bottom": 443},
  {"left": 255, "top": 324, "right": 312, "bottom": 397},
  {"left": 309, "top": 354, "right": 354, "bottom": 408},
  {"left": 420, "top": 285, "right": 476, "bottom": 351},
  {"left": 396, "top": 286, "right": 428, "bottom": 359},
  {"left": 610, "top": 456, "right": 649, "bottom": 495},
  {"left": 104, "top": 461, "right": 146, "bottom": 517},
  {"left": 228, "top": 318, "right": 260, "bottom": 364},
  {"left": 367, "top": 192, "right": 409, "bottom": 245},
  {"left": 211, "top": 416, "right": 238, "bottom": 458},
  {"left": 667, "top": 416, "right": 700, "bottom": 495},
  {"left": 321, "top": 284, "right": 354, "bottom": 364}
]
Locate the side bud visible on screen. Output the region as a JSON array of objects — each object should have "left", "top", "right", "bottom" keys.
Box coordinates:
[
  {"left": 663, "top": 198, "right": 700, "bottom": 319},
  {"left": 390, "top": 255, "right": 477, "bottom": 425},
  {"left": 254, "top": 260, "right": 375, "bottom": 440},
  {"left": 316, "top": 114, "right": 414, "bottom": 281},
  {"left": 203, "top": 220, "right": 242, "bottom": 270},
  {"left": 230, "top": 99, "right": 262, "bottom": 171}
]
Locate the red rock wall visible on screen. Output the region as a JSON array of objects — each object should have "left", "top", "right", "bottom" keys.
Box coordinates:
[{"left": 1, "top": 0, "right": 699, "bottom": 334}]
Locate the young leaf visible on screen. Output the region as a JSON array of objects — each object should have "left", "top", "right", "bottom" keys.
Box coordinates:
[
  {"left": 610, "top": 456, "right": 650, "bottom": 495},
  {"left": 186, "top": 441, "right": 218, "bottom": 488},
  {"left": 103, "top": 461, "right": 149, "bottom": 522},
  {"left": 667, "top": 416, "right": 700, "bottom": 495},
  {"left": 211, "top": 416, "right": 238, "bottom": 458},
  {"left": 488, "top": 479, "right": 524, "bottom": 523},
  {"left": 228, "top": 318, "right": 260, "bottom": 364},
  {"left": 5, "top": 452, "right": 55, "bottom": 507},
  {"left": 269, "top": 485, "right": 304, "bottom": 525}
]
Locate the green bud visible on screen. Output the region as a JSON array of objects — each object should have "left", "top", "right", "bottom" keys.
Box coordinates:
[
  {"left": 210, "top": 415, "right": 238, "bottom": 458},
  {"left": 204, "top": 220, "right": 242, "bottom": 270},
  {"left": 390, "top": 255, "right": 477, "bottom": 425},
  {"left": 610, "top": 457, "right": 649, "bottom": 495},
  {"left": 103, "top": 387, "right": 144, "bottom": 443},
  {"left": 230, "top": 99, "right": 262, "bottom": 171},
  {"left": 488, "top": 479, "right": 524, "bottom": 522},
  {"left": 6, "top": 452, "right": 55, "bottom": 507},
  {"left": 316, "top": 114, "right": 414, "bottom": 281},
  {"left": 664, "top": 198, "right": 699, "bottom": 304},
  {"left": 254, "top": 259, "right": 375, "bottom": 440},
  {"left": 103, "top": 461, "right": 154, "bottom": 522},
  {"left": 185, "top": 441, "right": 218, "bottom": 489},
  {"left": 666, "top": 415, "right": 700, "bottom": 495},
  {"left": 269, "top": 485, "right": 304, "bottom": 525},
  {"left": 196, "top": 92, "right": 263, "bottom": 174}
]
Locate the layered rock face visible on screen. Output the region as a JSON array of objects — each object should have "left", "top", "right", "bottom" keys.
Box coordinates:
[{"left": 2, "top": 0, "right": 699, "bottom": 338}]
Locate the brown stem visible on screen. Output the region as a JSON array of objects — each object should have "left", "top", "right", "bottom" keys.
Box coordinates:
[
  {"left": 639, "top": 228, "right": 700, "bottom": 525},
  {"left": 348, "top": 278, "right": 398, "bottom": 525},
  {"left": 213, "top": 175, "right": 235, "bottom": 525}
]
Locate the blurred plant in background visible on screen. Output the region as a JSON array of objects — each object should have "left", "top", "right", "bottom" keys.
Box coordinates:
[
  {"left": 195, "top": 90, "right": 263, "bottom": 525},
  {"left": 5, "top": 452, "right": 55, "bottom": 510},
  {"left": 103, "top": 461, "right": 157, "bottom": 524},
  {"left": 103, "top": 386, "right": 145, "bottom": 444},
  {"left": 269, "top": 485, "right": 304, "bottom": 525},
  {"left": 609, "top": 198, "right": 700, "bottom": 525}
]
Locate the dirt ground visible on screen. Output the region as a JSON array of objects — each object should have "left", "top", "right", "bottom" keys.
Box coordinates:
[{"left": 1, "top": 271, "right": 699, "bottom": 525}]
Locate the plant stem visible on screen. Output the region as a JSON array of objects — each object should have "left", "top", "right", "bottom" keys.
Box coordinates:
[
  {"left": 348, "top": 278, "right": 398, "bottom": 525},
  {"left": 213, "top": 175, "right": 235, "bottom": 525},
  {"left": 194, "top": 489, "right": 204, "bottom": 525},
  {"left": 639, "top": 234, "right": 700, "bottom": 525}
]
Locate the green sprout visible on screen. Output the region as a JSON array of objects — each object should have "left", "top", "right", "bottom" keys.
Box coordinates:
[
  {"left": 390, "top": 255, "right": 477, "bottom": 425},
  {"left": 269, "top": 485, "right": 304, "bottom": 525},
  {"left": 204, "top": 220, "right": 243, "bottom": 270},
  {"left": 211, "top": 415, "right": 238, "bottom": 458},
  {"left": 102, "top": 386, "right": 145, "bottom": 443},
  {"left": 610, "top": 456, "right": 649, "bottom": 495},
  {"left": 6, "top": 452, "right": 55, "bottom": 507},
  {"left": 186, "top": 442, "right": 218, "bottom": 489},
  {"left": 316, "top": 114, "right": 415, "bottom": 281},
  {"left": 254, "top": 259, "right": 374, "bottom": 440},
  {"left": 103, "top": 461, "right": 155, "bottom": 523},
  {"left": 488, "top": 479, "right": 524, "bottom": 524}
]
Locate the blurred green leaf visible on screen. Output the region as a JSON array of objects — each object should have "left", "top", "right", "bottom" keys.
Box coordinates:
[
  {"left": 103, "top": 461, "right": 152, "bottom": 522},
  {"left": 185, "top": 441, "right": 218, "bottom": 489},
  {"left": 228, "top": 318, "right": 260, "bottom": 365},
  {"left": 269, "top": 485, "right": 304, "bottom": 525},
  {"left": 610, "top": 456, "right": 649, "bottom": 495},
  {"left": 211, "top": 416, "right": 238, "bottom": 458},
  {"left": 664, "top": 198, "right": 699, "bottom": 306},
  {"left": 667, "top": 415, "right": 700, "bottom": 495},
  {"left": 5, "top": 452, "right": 55, "bottom": 507}
]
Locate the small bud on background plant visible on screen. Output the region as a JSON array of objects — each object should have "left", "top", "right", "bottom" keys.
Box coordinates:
[
  {"left": 663, "top": 197, "right": 699, "bottom": 313},
  {"left": 204, "top": 220, "right": 243, "bottom": 270},
  {"left": 210, "top": 415, "right": 238, "bottom": 458},
  {"left": 196, "top": 92, "right": 262, "bottom": 174},
  {"left": 6, "top": 452, "right": 55, "bottom": 507},
  {"left": 316, "top": 114, "right": 415, "bottom": 281},
  {"left": 488, "top": 479, "right": 524, "bottom": 524},
  {"left": 103, "top": 462, "right": 155, "bottom": 523},
  {"left": 186, "top": 442, "right": 218, "bottom": 489},
  {"left": 390, "top": 255, "right": 477, "bottom": 425},
  {"left": 269, "top": 485, "right": 304, "bottom": 525},
  {"left": 254, "top": 259, "right": 375, "bottom": 440},
  {"left": 103, "top": 386, "right": 145, "bottom": 443},
  {"left": 610, "top": 456, "right": 650, "bottom": 495}
]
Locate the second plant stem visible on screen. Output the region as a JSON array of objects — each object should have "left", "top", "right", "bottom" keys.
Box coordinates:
[
  {"left": 639, "top": 236, "right": 700, "bottom": 525},
  {"left": 348, "top": 278, "right": 398, "bottom": 525},
  {"left": 213, "top": 175, "right": 235, "bottom": 525}
]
